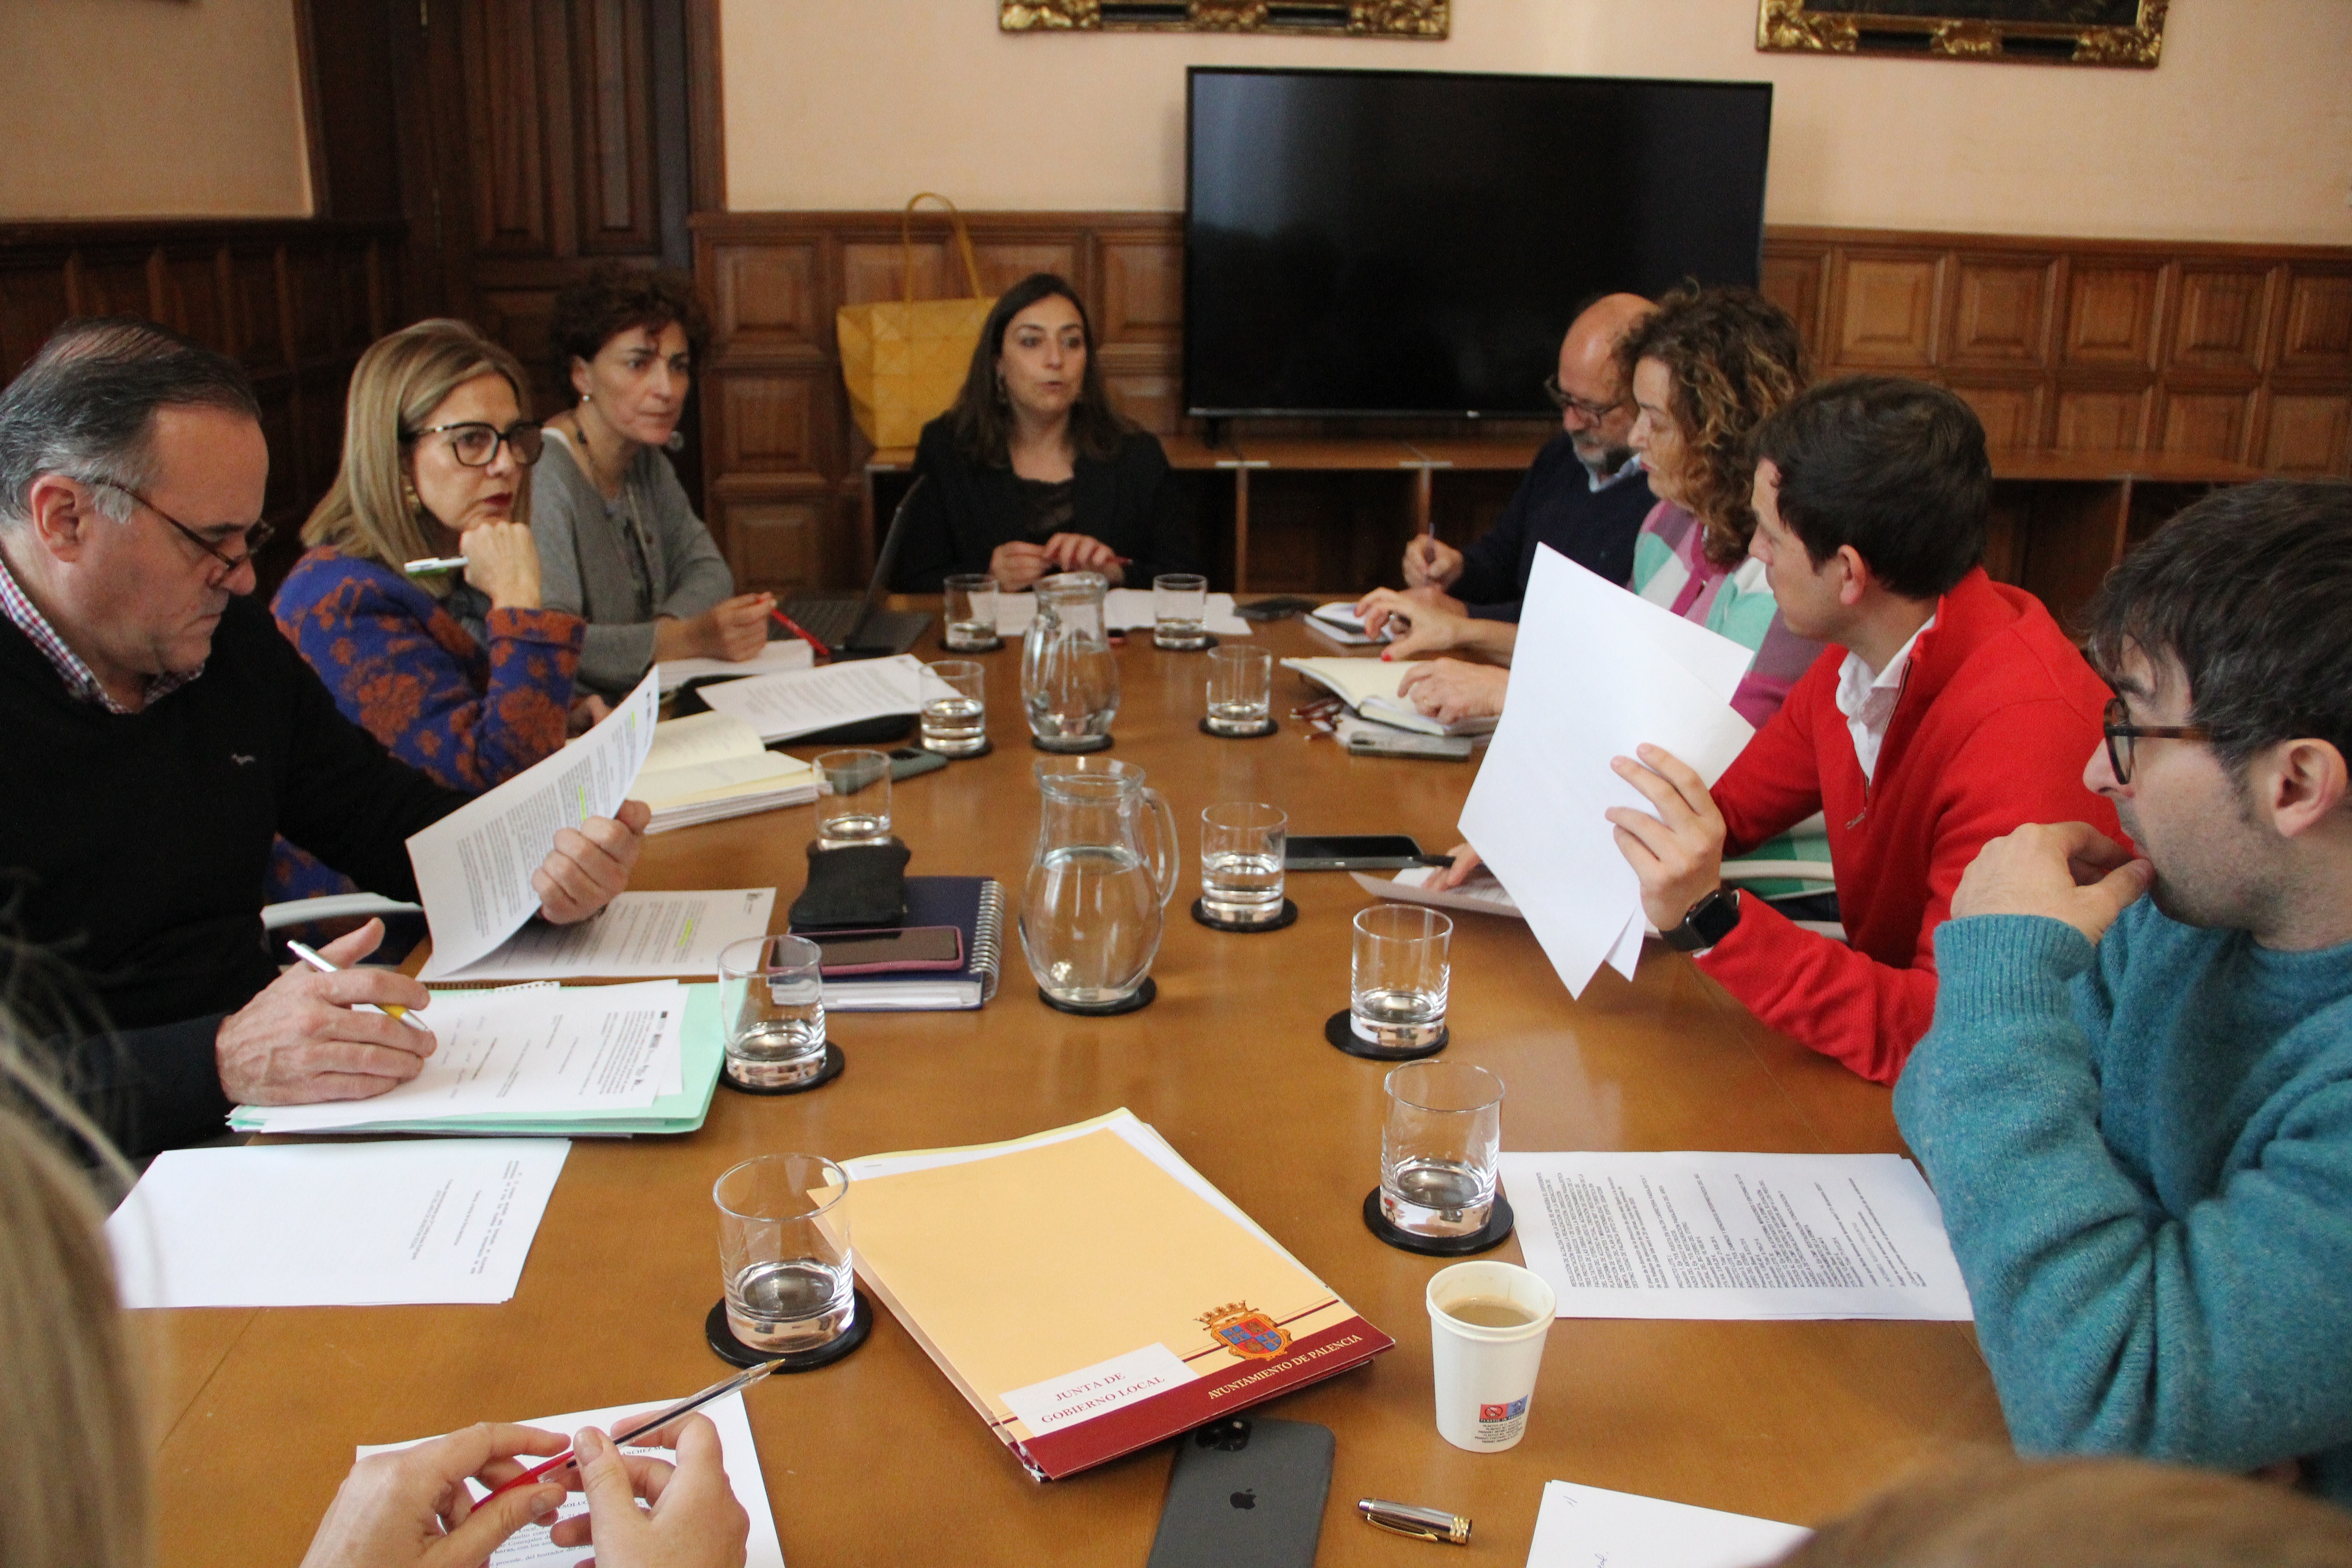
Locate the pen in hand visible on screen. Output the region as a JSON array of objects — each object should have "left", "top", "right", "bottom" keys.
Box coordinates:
[
  {"left": 480, "top": 1358, "right": 789, "bottom": 1505},
  {"left": 403, "top": 555, "right": 470, "bottom": 575},
  {"left": 283, "top": 939, "right": 431, "bottom": 1033}
]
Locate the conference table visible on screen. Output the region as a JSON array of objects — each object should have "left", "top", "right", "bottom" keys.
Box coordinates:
[{"left": 147, "top": 612, "right": 2007, "bottom": 1567}]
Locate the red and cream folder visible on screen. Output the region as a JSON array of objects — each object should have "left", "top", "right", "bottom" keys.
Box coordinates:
[{"left": 837, "top": 1108, "right": 1392, "bottom": 1480}]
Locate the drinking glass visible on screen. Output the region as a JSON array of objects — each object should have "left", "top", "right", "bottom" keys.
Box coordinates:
[
  {"left": 716, "top": 934, "right": 828, "bottom": 1090},
  {"left": 1204, "top": 644, "right": 1273, "bottom": 735},
  {"left": 1199, "top": 802, "right": 1286, "bottom": 925},
  {"left": 1153, "top": 573, "right": 1211, "bottom": 650},
  {"left": 920, "top": 659, "right": 989, "bottom": 756},
  {"left": 814, "top": 748, "right": 892, "bottom": 846},
  {"left": 1351, "top": 904, "right": 1452, "bottom": 1049},
  {"left": 943, "top": 573, "right": 1000, "bottom": 651},
  {"left": 1380, "top": 1059, "right": 1504, "bottom": 1239},
  {"left": 713, "top": 1153, "right": 854, "bottom": 1353}
]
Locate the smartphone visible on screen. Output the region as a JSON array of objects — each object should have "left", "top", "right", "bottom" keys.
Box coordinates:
[
  {"left": 1283, "top": 833, "right": 1437, "bottom": 871},
  {"left": 886, "top": 746, "right": 948, "bottom": 781},
  {"left": 799, "top": 925, "right": 963, "bottom": 974},
  {"left": 1146, "top": 1416, "right": 1333, "bottom": 1568}
]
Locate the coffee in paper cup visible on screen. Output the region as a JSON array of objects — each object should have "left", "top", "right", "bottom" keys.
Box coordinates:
[{"left": 1426, "top": 1259, "right": 1556, "bottom": 1452}]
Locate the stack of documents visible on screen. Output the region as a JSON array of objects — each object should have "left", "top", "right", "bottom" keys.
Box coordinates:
[
  {"left": 1305, "top": 601, "right": 1385, "bottom": 645},
  {"left": 1460, "top": 547, "right": 1757, "bottom": 995},
  {"left": 421, "top": 890, "right": 775, "bottom": 983},
  {"left": 654, "top": 634, "right": 814, "bottom": 694},
  {"left": 1524, "top": 1480, "right": 1809, "bottom": 1568},
  {"left": 1351, "top": 865, "right": 1524, "bottom": 919},
  {"left": 1281, "top": 656, "right": 1495, "bottom": 738},
  {"left": 230, "top": 980, "right": 725, "bottom": 1137},
  {"left": 1499, "top": 1151, "right": 1975, "bottom": 1321},
  {"left": 632, "top": 712, "right": 819, "bottom": 833},
  {"left": 993, "top": 589, "right": 1252, "bottom": 639},
  {"left": 840, "top": 1109, "right": 1393, "bottom": 1480},
  {"left": 694, "top": 653, "right": 945, "bottom": 743}
]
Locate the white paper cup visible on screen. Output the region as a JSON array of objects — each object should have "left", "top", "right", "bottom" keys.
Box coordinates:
[{"left": 1426, "top": 1259, "right": 1556, "bottom": 1452}]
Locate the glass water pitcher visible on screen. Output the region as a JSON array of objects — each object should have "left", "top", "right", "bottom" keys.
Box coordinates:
[
  {"left": 1019, "top": 756, "right": 1178, "bottom": 1010},
  {"left": 1021, "top": 571, "right": 1119, "bottom": 753}
]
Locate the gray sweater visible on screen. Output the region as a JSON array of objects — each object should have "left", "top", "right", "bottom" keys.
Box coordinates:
[{"left": 529, "top": 431, "right": 734, "bottom": 695}]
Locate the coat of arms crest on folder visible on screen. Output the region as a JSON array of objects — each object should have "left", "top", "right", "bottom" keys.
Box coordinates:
[{"left": 1200, "top": 1301, "right": 1292, "bottom": 1360}]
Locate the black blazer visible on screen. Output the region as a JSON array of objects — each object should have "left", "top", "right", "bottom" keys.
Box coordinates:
[{"left": 892, "top": 416, "right": 1200, "bottom": 592}]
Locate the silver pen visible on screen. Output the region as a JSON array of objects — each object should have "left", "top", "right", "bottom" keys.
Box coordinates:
[
  {"left": 1359, "top": 1498, "right": 1472, "bottom": 1545},
  {"left": 402, "top": 554, "right": 470, "bottom": 574},
  {"left": 283, "top": 939, "right": 431, "bottom": 1033}
]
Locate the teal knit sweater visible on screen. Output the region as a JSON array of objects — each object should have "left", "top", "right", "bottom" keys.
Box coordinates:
[{"left": 1894, "top": 902, "right": 2352, "bottom": 1503}]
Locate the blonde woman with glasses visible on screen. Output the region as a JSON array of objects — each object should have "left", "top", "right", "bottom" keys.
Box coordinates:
[{"left": 269, "top": 320, "right": 588, "bottom": 904}]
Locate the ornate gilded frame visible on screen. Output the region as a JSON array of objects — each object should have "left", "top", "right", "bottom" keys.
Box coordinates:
[
  {"left": 1758, "top": 0, "right": 2165, "bottom": 67},
  {"left": 1001, "top": 1, "right": 1447, "bottom": 38}
]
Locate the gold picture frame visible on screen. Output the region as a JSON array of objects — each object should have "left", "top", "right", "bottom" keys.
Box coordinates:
[
  {"left": 1758, "top": 0, "right": 2166, "bottom": 67},
  {"left": 1001, "top": 1, "right": 1448, "bottom": 38}
]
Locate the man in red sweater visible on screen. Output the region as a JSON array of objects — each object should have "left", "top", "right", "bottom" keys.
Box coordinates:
[{"left": 1607, "top": 376, "right": 2121, "bottom": 1083}]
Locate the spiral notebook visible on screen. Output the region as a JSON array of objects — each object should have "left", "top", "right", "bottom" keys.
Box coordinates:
[{"left": 794, "top": 875, "right": 1003, "bottom": 1011}]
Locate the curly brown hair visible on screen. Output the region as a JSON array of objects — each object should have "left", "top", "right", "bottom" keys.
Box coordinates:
[
  {"left": 547, "top": 261, "right": 712, "bottom": 404},
  {"left": 1619, "top": 284, "right": 1810, "bottom": 568}
]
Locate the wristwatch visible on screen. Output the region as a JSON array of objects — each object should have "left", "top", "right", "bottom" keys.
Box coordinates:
[{"left": 1662, "top": 887, "right": 1741, "bottom": 953}]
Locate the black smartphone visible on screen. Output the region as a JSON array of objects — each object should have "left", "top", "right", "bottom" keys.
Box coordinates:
[
  {"left": 799, "top": 925, "right": 963, "bottom": 973},
  {"left": 886, "top": 746, "right": 948, "bottom": 781},
  {"left": 1146, "top": 1416, "right": 1333, "bottom": 1568},
  {"left": 1283, "top": 833, "right": 1437, "bottom": 870}
]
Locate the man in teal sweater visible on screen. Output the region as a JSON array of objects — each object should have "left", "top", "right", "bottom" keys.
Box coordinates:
[{"left": 1895, "top": 478, "right": 2352, "bottom": 1502}]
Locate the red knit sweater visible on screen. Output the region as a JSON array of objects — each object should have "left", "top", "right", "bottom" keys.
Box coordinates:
[{"left": 1696, "top": 568, "right": 2122, "bottom": 1084}]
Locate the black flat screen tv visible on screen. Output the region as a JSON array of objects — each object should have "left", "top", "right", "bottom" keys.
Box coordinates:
[{"left": 1184, "top": 68, "right": 1773, "bottom": 420}]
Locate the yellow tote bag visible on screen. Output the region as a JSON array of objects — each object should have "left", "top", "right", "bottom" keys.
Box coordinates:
[{"left": 836, "top": 193, "right": 996, "bottom": 451}]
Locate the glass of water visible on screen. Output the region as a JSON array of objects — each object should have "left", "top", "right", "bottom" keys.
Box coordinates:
[
  {"left": 1153, "top": 573, "right": 1211, "bottom": 650},
  {"left": 716, "top": 934, "right": 828, "bottom": 1090},
  {"left": 920, "top": 659, "right": 988, "bottom": 756},
  {"left": 942, "top": 573, "right": 1000, "bottom": 651},
  {"left": 1381, "top": 1060, "right": 1504, "bottom": 1239},
  {"left": 1200, "top": 802, "right": 1286, "bottom": 925},
  {"left": 713, "top": 1153, "right": 854, "bottom": 1353},
  {"left": 814, "top": 748, "right": 892, "bottom": 847},
  {"left": 1352, "top": 904, "right": 1452, "bottom": 1050},
  {"left": 1204, "top": 644, "right": 1273, "bottom": 735}
]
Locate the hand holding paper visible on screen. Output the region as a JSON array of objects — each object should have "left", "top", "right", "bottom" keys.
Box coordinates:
[{"left": 1608, "top": 743, "right": 1731, "bottom": 933}]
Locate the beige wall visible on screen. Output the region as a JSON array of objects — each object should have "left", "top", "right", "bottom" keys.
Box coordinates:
[
  {"left": 0, "top": 0, "right": 311, "bottom": 220},
  {"left": 723, "top": 0, "right": 2352, "bottom": 245}
]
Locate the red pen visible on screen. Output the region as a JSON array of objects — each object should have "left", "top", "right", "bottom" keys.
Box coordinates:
[
  {"left": 480, "top": 1357, "right": 787, "bottom": 1507},
  {"left": 770, "top": 605, "right": 830, "bottom": 662}
]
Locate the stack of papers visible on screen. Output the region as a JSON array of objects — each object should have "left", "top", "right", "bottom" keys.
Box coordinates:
[
  {"left": 1500, "top": 1151, "right": 1975, "bottom": 1321},
  {"left": 1525, "top": 1480, "right": 1809, "bottom": 1568},
  {"left": 109, "top": 1140, "right": 570, "bottom": 1307},
  {"left": 421, "top": 890, "right": 775, "bottom": 983},
  {"left": 1281, "top": 656, "right": 1494, "bottom": 738},
  {"left": 991, "top": 589, "right": 1252, "bottom": 638},
  {"left": 632, "top": 712, "right": 819, "bottom": 833},
  {"left": 1305, "top": 601, "right": 1386, "bottom": 645},
  {"left": 1351, "top": 865, "right": 1524, "bottom": 918},
  {"left": 654, "top": 635, "right": 814, "bottom": 694},
  {"left": 694, "top": 654, "right": 946, "bottom": 743},
  {"left": 1460, "top": 547, "right": 1756, "bottom": 995},
  {"left": 230, "top": 980, "right": 725, "bottom": 1137}
]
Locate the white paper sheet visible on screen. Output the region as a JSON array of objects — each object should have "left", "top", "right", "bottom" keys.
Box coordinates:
[
  {"left": 1351, "top": 865, "right": 1523, "bottom": 918},
  {"left": 234, "top": 981, "right": 686, "bottom": 1134},
  {"left": 693, "top": 655, "right": 941, "bottom": 742},
  {"left": 992, "top": 590, "right": 1250, "bottom": 637},
  {"left": 1525, "top": 1480, "right": 1809, "bottom": 1568},
  {"left": 109, "top": 1139, "right": 568, "bottom": 1307},
  {"left": 654, "top": 637, "right": 814, "bottom": 694},
  {"left": 1459, "top": 548, "right": 1756, "bottom": 997},
  {"left": 357, "top": 1392, "right": 784, "bottom": 1568},
  {"left": 422, "top": 890, "right": 776, "bottom": 983},
  {"left": 404, "top": 671, "right": 661, "bottom": 975},
  {"left": 1500, "top": 1151, "right": 1975, "bottom": 1321}
]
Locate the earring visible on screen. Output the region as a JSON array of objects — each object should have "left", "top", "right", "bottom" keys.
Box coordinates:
[
  {"left": 993, "top": 374, "right": 1009, "bottom": 407},
  {"left": 579, "top": 391, "right": 592, "bottom": 403}
]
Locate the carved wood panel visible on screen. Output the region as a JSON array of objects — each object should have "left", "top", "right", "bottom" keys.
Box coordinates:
[
  {"left": 709, "top": 244, "right": 820, "bottom": 352},
  {"left": 714, "top": 489, "right": 827, "bottom": 593},
  {"left": 1948, "top": 256, "right": 2053, "bottom": 367},
  {"left": 2262, "top": 394, "right": 2352, "bottom": 475},
  {"left": 2055, "top": 386, "right": 2151, "bottom": 453},
  {"left": 1758, "top": 247, "right": 1826, "bottom": 351},
  {"left": 1101, "top": 238, "right": 1184, "bottom": 346},
  {"left": 573, "top": 0, "right": 656, "bottom": 253},
  {"left": 0, "top": 265, "right": 72, "bottom": 374},
  {"left": 2169, "top": 267, "right": 2271, "bottom": 372},
  {"left": 716, "top": 374, "right": 817, "bottom": 472},
  {"left": 974, "top": 243, "right": 1081, "bottom": 298},
  {"left": 2158, "top": 390, "right": 2252, "bottom": 461},
  {"left": 2280, "top": 271, "right": 2352, "bottom": 373},
  {"left": 2063, "top": 263, "right": 2165, "bottom": 368},
  {"left": 1945, "top": 378, "right": 2046, "bottom": 451},
  {"left": 1830, "top": 253, "right": 1943, "bottom": 367}
]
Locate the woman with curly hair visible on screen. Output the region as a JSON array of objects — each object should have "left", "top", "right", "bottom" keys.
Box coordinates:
[{"left": 533, "top": 262, "right": 774, "bottom": 697}]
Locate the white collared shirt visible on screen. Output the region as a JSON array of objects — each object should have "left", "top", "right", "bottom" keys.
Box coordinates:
[
  {"left": 1582, "top": 450, "right": 1643, "bottom": 494},
  {"left": 1836, "top": 615, "right": 1935, "bottom": 784}
]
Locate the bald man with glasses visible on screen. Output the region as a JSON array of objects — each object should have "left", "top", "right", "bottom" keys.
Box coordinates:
[{"left": 0, "top": 318, "right": 648, "bottom": 1157}]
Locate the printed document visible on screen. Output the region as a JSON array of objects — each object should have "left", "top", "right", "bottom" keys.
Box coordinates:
[
  {"left": 693, "top": 654, "right": 945, "bottom": 742},
  {"left": 422, "top": 890, "right": 776, "bottom": 982},
  {"left": 358, "top": 1392, "right": 784, "bottom": 1568},
  {"left": 1459, "top": 547, "right": 1755, "bottom": 997},
  {"left": 654, "top": 635, "right": 813, "bottom": 693},
  {"left": 1525, "top": 1480, "right": 1808, "bottom": 1568},
  {"left": 992, "top": 590, "right": 1250, "bottom": 638},
  {"left": 235, "top": 980, "right": 686, "bottom": 1134},
  {"left": 1500, "top": 1151, "right": 1974, "bottom": 1321},
  {"left": 108, "top": 1139, "right": 568, "bottom": 1307},
  {"left": 405, "top": 671, "right": 660, "bottom": 975}
]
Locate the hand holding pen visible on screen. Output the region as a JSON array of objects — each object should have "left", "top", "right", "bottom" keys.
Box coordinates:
[{"left": 216, "top": 919, "right": 437, "bottom": 1108}]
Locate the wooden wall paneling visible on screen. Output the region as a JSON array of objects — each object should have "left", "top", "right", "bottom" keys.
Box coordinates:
[
  {"left": 1099, "top": 235, "right": 1183, "bottom": 346},
  {"left": 1946, "top": 254, "right": 2055, "bottom": 368},
  {"left": 2169, "top": 265, "right": 2273, "bottom": 373},
  {"left": 157, "top": 247, "right": 230, "bottom": 351},
  {"left": 1759, "top": 244, "right": 1827, "bottom": 353},
  {"left": 708, "top": 241, "right": 822, "bottom": 353},
  {"left": 2054, "top": 384, "right": 2153, "bottom": 453},
  {"left": 574, "top": 0, "right": 658, "bottom": 253},
  {"left": 2260, "top": 393, "right": 2352, "bottom": 475},
  {"left": 229, "top": 244, "right": 293, "bottom": 376},
  {"left": 1945, "top": 376, "right": 2048, "bottom": 451},
  {"left": 463, "top": 0, "right": 553, "bottom": 254},
  {"left": 710, "top": 482, "right": 828, "bottom": 593},
  {"left": 2278, "top": 269, "right": 2352, "bottom": 375},
  {"left": 68, "top": 249, "right": 162, "bottom": 322},
  {"left": 1826, "top": 249, "right": 1944, "bottom": 368},
  {"left": 0, "top": 261, "right": 72, "bottom": 378},
  {"left": 2062, "top": 260, "right": 2167, "bottom": 369},
  {"left": 714, "top": 372, "right": 818, "bottom": 474},
  {"left": 972, "top": 241, "right": 1082, "bottom": 299},
  {"left": 2156, "top": 387, "right": 2255, "bottom": 462},
  {"left": 2016, "top": 480, "right": 2131, "bottom": 635}
]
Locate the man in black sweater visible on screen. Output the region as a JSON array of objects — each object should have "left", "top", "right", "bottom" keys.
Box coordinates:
[{"left": 0, "top": 318, "right": 648, "bottom": 1157}]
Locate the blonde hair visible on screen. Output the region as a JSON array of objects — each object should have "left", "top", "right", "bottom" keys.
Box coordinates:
[
  {"left": 0, "top": 1021, "right": 147, "bottom": 1568},
  {"left": 301, "top": 319, "right": 534, "bottom": 593}
]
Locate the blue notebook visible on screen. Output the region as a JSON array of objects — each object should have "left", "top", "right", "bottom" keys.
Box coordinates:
[{"left": 792, "top": 875, "right": 1004, "bottom": 1011}]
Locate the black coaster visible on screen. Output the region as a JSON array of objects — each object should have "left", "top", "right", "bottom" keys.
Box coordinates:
[
  {"left": 1031, "top": 734, "right": 1113, "bottom": 754},
  {"left": 705, "top": 1289, "right": 874, "bottom": 1371},
  {"left": 1324, "top": 1009, "right": 1449, "bottom": 1061},
  {"left": 1191, "top": 897, "right": 1298, "bottom": 934},
  {"left": 719, "top": 1042, "right": 844, "bottom": 1096},
  {"left": 922, "top": 738, "right": 994, "bottom": 760},
  {"left": 941, "top": 634, "right": 1003, "bottom": 654},
  {"left": 1155, "top": 632, "right": 1218, "bottom": 652},
  {"left": 1362, "top": 1188, "right": 1516, "bottom": 1257},
  {"left": 1038, "top": 976, "right": 1156, "bottom": 1016},
  {"left": 1198, "top": 717, "right": 1279, "bottom": 739}
]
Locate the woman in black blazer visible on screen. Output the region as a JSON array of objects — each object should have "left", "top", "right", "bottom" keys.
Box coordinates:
[{"left": 892, "top": 272, "right": 1198, "bottom": 593}]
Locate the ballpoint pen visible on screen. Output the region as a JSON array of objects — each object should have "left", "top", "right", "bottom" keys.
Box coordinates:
[
  {"left": 284, "top": 939, "right": 431, "bottom": 1033},
  {"left": 1358, "top": 1498, "right": 1472, "bottom": 1545},
  {"left": 771, "top": 605, "right": 831, "bottom": 662},
  {"left": 403, "top": 555, "right": 471, "bottom": 574},
  {"left": 480, "top": 1358, "right": 789, "bottom": 1505}
]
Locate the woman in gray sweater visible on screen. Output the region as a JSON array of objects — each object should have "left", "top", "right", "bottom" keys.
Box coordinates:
[{"left": 533, "top": 264, "right": 773, "bottom": 696}]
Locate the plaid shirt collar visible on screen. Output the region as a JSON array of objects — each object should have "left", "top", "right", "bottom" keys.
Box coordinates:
[{"left": 0, "top": 546, "right": 202, "bottom": 714}]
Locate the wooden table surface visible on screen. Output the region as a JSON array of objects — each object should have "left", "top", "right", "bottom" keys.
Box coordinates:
[{"left": 148, "top": 614, "right": 2005, "bottom": 1567}]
